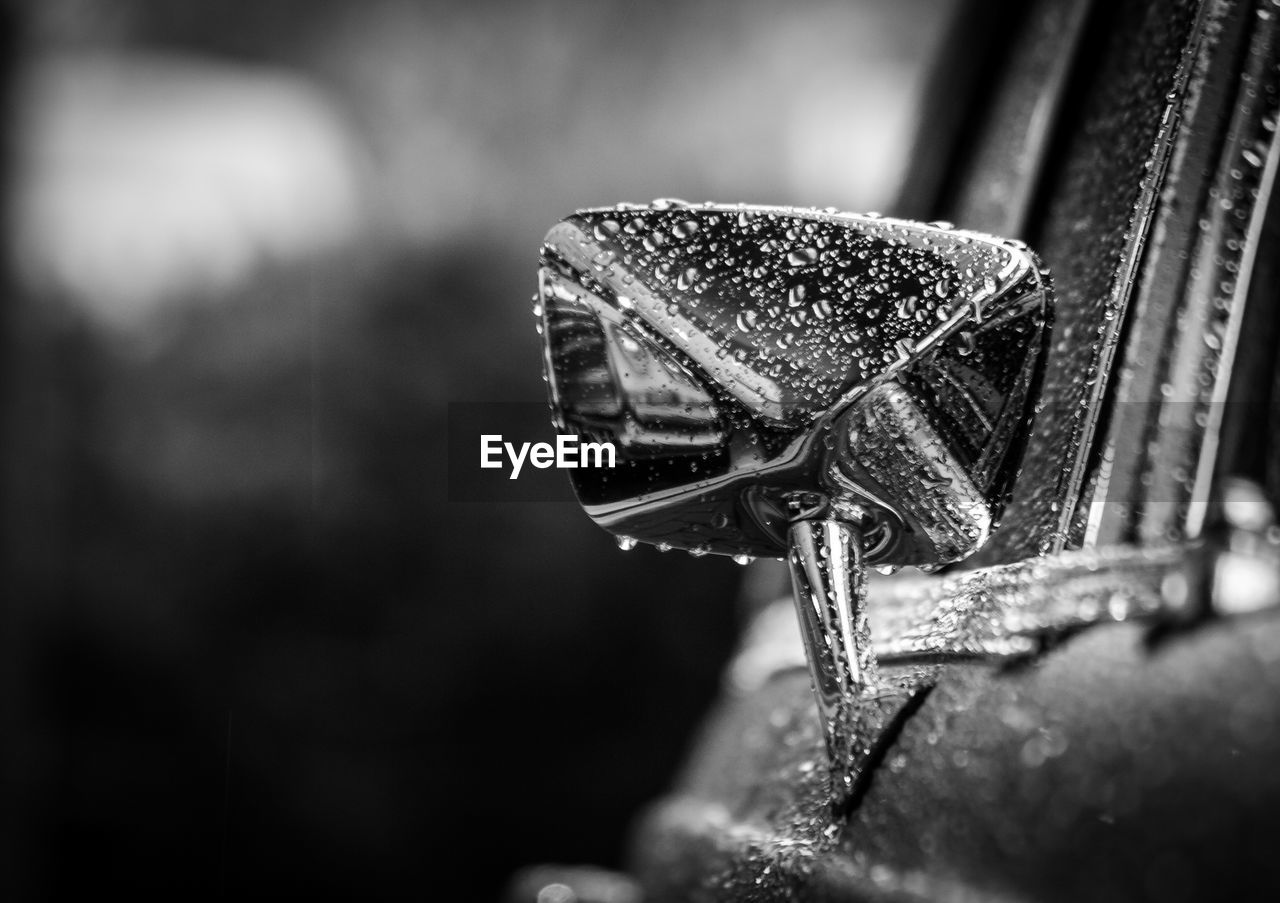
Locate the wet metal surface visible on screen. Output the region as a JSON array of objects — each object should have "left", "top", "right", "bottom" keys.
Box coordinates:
[
  {"left": 1088, "top": 0, "right": 1280, "bottom": 546},
  {"left": 972, "top": 0, "right": 1205, "bottom": 562},
  {"left": 539, "top": 206, "right": 1048, "bottom": 565}
]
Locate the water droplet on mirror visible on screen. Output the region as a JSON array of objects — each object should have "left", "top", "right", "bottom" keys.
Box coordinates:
[
  {"left": 592, "top": 220, "right": 621, "bottom": 240},
  {"left": 616, "top": 536, "right": 637, "bottom": 551}
]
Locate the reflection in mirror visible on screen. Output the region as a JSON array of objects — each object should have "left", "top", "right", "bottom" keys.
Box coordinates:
[{"left": 539, "top": 204, "right": 1050, "bottom": 567}]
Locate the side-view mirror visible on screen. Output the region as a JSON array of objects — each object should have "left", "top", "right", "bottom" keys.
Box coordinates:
[{"left": 537, "top": 201, "right": 1052, "bottom": 799}]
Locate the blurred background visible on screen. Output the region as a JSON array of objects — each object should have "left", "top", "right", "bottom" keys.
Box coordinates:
[{"left": 0, "top": 1, "right": 958, "bottom": 898}]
